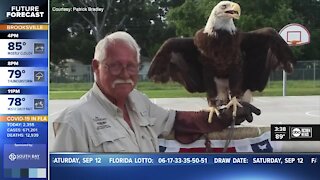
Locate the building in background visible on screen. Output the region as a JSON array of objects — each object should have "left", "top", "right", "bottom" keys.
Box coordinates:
[{"left": 50, "top": 56, "right": 152, "bottom": 83}]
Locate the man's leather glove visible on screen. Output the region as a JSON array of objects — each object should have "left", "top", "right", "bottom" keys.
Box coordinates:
[{"left": 173, "top": 102, "right": 261, "bottom": 144}]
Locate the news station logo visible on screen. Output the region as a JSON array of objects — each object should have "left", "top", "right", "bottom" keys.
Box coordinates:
[{"left": 290, "top": 127, "right": 312, "bottom": 139}]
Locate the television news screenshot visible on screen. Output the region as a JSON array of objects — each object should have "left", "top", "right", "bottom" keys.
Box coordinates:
[{"left": 0, "top": 0, "right": 319, "bottom": 179}]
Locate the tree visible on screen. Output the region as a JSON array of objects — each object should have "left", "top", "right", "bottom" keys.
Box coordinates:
[
  {"left": 50, "top": 0, "right": 177, "bottom": 64},
  {"left": 66, "top": 0, "right": 111, "bottom": 42},
  {"left": 166, "top": 0, "right": 320, "bottom": 60},
  {"left": 51, "top": 0, "right": 96, "bottom": 64},
  {"left": 291, "top": 0, "right": 320, "bottom": 60}
]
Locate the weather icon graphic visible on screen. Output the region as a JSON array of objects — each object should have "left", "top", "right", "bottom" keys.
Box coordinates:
[
  {"left": 34, "top": 43, "right": 45, "bottom": 54},
  {"left": 34, "top": 71, "right": 45, "bottom": 82}
]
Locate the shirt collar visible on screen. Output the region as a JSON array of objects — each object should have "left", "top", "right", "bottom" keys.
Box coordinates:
[
  {"left": 91, "top": 83, "right": 150, "bottom": 127},
  {"left": 92, "top": 83, "right": 118, "bottom": 115},
  {"left": 91, "top": 83, "right": 138, "bottom": 114}
]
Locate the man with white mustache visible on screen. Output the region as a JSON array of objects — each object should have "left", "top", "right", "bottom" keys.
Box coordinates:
[{"left": 51, "top": 31, "right": 260, "bottom": 152}]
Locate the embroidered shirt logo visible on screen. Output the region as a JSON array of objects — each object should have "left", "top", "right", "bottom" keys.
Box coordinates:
[
  {"left": 92, "top": 116, "right": 111, "bottom": 130},
  {"left": 92, "top": 116, "right": 107, "bottom": 121}
]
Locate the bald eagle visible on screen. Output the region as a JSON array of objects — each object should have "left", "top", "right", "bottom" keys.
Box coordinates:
[{"left": 148, "top": 1, "right": 295, "bottom": 122}]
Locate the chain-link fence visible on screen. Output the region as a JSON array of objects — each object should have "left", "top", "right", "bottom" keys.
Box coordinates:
[
  {"left": 50, "top": 60, "right": 320, "bottom": 84},
  {"left": 270, "top": 60, "right": 320, "bottom": 82},
  {"left": 50, "top": 61, "right": 93, "bottom": 83}
]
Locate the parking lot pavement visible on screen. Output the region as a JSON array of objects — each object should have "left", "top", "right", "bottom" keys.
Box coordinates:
[
  {"left": 148, "top": 96, "right": 320, "bottom": 125},
  {"left": 49, "top": 96, "right": 320, "bottom": 152}
]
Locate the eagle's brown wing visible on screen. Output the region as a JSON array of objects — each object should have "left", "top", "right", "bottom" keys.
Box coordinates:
[
  {"left": 147, "top": 37, "right": 205, "bottom": 93},
  {"left": 240, "top": 27, "right": 295, "bottom": 92}
]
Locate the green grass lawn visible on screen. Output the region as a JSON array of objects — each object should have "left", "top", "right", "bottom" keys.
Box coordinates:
[{"left": 49, "top": 80, "right": 320, "bottom": 99}]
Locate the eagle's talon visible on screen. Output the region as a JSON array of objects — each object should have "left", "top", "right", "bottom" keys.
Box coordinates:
[
  {"left": 226, "top": 97, "right": 242, "bottom": 118},
  {"left": 207, "top": 106, "right": 220, "bottom": 123}
]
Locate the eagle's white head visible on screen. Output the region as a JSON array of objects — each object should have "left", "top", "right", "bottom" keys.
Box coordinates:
[{"left": 204, "top": 1, "right": 241, "bottom": 36}]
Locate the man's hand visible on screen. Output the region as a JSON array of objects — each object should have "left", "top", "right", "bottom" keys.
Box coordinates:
[{"left": 173, "top": 102, "right": 261, "bottom": 144}]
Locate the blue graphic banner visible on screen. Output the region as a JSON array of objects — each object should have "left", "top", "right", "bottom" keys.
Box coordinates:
[
  {"left": 50, "top": 153, "right": 320, "bottom": 180},
  {"left": 0, "top": 0, "right": 48, "bottom": 179}
]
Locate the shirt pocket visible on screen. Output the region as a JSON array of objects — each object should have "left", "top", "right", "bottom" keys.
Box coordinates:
[
  {"left": 90, "top": 128, "right": 128, "bottom": 152},
  {"left": 138, "top": 118, "right": 158, "bottom": 152}
]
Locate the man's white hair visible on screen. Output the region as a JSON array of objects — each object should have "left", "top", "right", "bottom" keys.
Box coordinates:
[{"left": 94, "top": 31, "right": 141, "bottom": 63}]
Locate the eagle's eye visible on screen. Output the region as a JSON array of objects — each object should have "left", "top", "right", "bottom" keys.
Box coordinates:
[{"left": 221, "top": 4, "right": 227, "bottom": 9}]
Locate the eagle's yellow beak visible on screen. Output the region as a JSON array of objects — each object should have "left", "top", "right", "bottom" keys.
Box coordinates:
[{"left": 227, "top": 2, "right": 241, "bottom": 20}]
